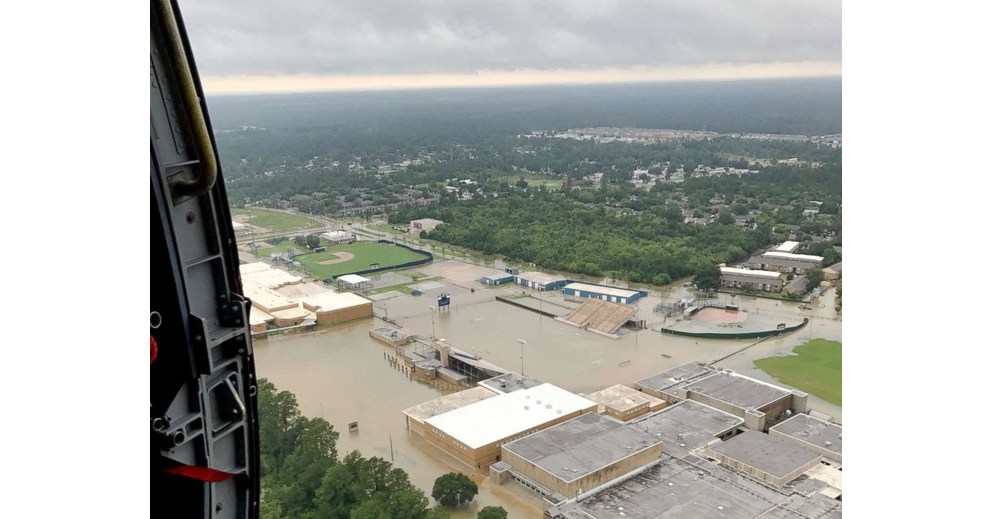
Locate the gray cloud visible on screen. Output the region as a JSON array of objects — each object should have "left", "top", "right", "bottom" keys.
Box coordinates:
[{"left": 181, "top": 0, "right": 840, "bottom": 77}]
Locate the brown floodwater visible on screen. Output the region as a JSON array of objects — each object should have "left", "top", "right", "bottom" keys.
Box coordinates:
[{"left": 252, "top": 265, "right": 842, "bottom": 517}]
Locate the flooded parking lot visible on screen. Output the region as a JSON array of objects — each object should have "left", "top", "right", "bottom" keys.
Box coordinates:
[{"left": 252, "top": 260, "right": 842, "bottom": 516}]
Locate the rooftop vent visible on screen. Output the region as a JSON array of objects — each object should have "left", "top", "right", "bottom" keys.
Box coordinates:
[
  {"left": 824, "top": 441, "right": 832, "bottom": 447},
  {"left": 524, "top": 406, "right": 530, "bottom": 410}
]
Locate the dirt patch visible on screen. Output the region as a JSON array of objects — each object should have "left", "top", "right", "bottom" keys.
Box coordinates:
[
  {"left": 316, "top": 252, "right": 355, "bottom": 265},
  {"left": 692, "top": 306, "right": 748, "bottom": 323}
]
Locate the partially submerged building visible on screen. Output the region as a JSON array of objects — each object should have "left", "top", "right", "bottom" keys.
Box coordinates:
[
  {"left": 336, "top": 273, "right": 371, "bottom": 292},
  {"left": 514, "top": 271, "right": 570, "bottom": 291},
  {"left": 749, "top": 251, "right": 824, "bottom": 274},
  {"left": 402, "top": 386, "right": 499, "bottom": 437},
  {"left": 410, "top": 218, "right": 444, "bottom": 233},
  {"left": 561, "top": 282, "right": 647, "bottom": 304},
  {"left": 497, "top": 413, "right": 663, "bottom": 500},
  {"left": 300, "top": 291, "right": 373, "bottom": 325},
  {"left": 369, "top": 327, "right": 413, "bottom": 348},
  {"left": 321, "top": 229, "right": 356, "bottom": 244},
  {"left": 480, "top": 272, "right": 516, "bottom": 286},
  {"left": 719, "top": 267, "right": 785, "bottom": 292},
  {"left": 421, "top": 383, "right": 597, "bottom": 469}
]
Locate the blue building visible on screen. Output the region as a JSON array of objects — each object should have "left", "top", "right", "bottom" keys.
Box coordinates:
[
  {"left": 561, "top": 282, "right": 647, "bottom": 304},
  {"left": 514, "top": 271, "right": 570, "bottom": 291},
  {"left": 480, "top": 273, "right": 515, "bottom": 286}
]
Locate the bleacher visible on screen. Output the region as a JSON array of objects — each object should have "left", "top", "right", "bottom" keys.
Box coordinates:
[{"left": 565, "top": 299, "right": 636, "bottom": 335}]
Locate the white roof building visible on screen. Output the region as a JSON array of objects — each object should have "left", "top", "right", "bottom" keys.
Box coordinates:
[
  {"left": 301, "top": 292, "right": 372, "bottom": 313},
  {"left": 761, "top": 251, "right": 824, "bottom": 263},
  {"left": 719, "top": 267, "right": 783, "bottom": 279},
  {"left": 562, "top": 282, "right": 640, "bottom": 299},
  {"left": 425, "top": 383, "right": 597, "bottom": 449},
  {"left": 337, "top": 274, "right": 371, "bottom": 285},
  {"left": 774, "top": 241, "right": 801, "bottom": 253}
]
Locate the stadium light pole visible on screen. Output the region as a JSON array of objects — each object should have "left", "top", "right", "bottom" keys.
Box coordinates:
[{"left": 516, "top": 338, "right": 527, "bottom": 376}]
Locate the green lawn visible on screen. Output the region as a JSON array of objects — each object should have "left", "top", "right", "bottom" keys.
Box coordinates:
[
  {"left": 497, "top": 173, "right": 564, "bottom": 189},
  {"left": 231, "top": 208, "right": 321, "bottom": 233},
  {"left": 294, "top": 242, "right": 430, "bottom": 279},
  {"left": 754, "top": 339, "right": 842, "bottom": 406}
]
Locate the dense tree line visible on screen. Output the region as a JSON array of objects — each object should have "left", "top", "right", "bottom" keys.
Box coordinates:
[
  {"left": 391, "top": 191, "right": 770, "bottom": 285},
  {"left": 257, "top": 379, "right": 448, "bottom": 519}
]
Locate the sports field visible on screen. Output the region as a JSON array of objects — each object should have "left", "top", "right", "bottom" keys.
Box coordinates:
[
  {"left": 231, "top": 208, "right": 321, "bottom": 233},
  {"left": 754, "top": 338, "right": 842, "bottom": 406},
  {"left": 296, "top": 242, "right": 430, "bottom": 278}
]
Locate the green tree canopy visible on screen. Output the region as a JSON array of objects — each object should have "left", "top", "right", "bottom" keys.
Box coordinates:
[
  {"left": 477, "top": 505, "right": 509, "bottom": 519},
  {"left": 431, "top": 473, "right": 478, "bottom": 508},
  {"left": 257, "top": 379, "right": 434, "bottom": 519},
  {"left": 693, "top": 264, "right": 721, "bottom": 290}
]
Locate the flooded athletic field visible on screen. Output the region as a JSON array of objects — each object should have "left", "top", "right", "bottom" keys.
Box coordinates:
[{"left": 252, "top": 260, "right": 841, "bottom": 516}]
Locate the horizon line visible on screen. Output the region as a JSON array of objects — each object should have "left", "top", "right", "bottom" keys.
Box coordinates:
[{"left": 201, "top": 62, "right": 841, "bottom": 96}]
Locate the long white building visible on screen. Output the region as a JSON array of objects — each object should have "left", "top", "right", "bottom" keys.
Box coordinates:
[
  {"left": 749, "top": 251, "right": 824, "bottom": 274},
  {"left": 720, "top": 267, "right": 784, "bottom": 292}
]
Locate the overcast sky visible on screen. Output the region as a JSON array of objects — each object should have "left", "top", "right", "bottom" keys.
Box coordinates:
[{"left": 182, "top": 0, "right": 841, "bottom": 93}]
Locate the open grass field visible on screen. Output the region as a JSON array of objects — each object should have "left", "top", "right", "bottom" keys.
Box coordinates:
[
  {"left": 754, "top": 338, "right": 842, "bottom": 405},
  {"left": 231, "top": 208, "right": 321, "bottom": 233},
  {"left": 295, "top": 242, "right": 430, "bottom": 279},
  {"left": 496, "top": 172, "right": 564, "bottom": 189}
]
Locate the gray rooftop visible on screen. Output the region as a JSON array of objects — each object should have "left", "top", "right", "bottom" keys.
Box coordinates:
[
  {"left": 554, "top": 455, "right": 841, "bottom": 519},
  {"left": 479, "top": 372, "right": 543, "bottom": 394},
  {"left": 370, "top": 327, "right": 410, "bottom": 338},
  {"left": 709, "top": 430, "right": 820, "bottom": 479},
  {"left": 585, "top": 384, "right": 664, "bottom": 413},
  {"left": 503, "top": 413, "right": 662, "bottom": 482},
  {"left": 684, "top": 371, "right": 791, "bottom": 410},
  {"left": 634, "top": 362, "right": 713, "bottom": 397},
  {"left": 770, "top": 414, "right": 842, "bottom": 457},
  {"left": 414, "top": 359, "right": 442, "bottom": 370},
  {"left": 630, "top": 401, "right": 743, "bottom": 459}
]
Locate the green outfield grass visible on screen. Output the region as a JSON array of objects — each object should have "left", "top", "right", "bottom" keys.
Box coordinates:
[
  {"left": 754, "top": 339, "right": 842, "bottom": 406},
  {"left": 231, "top": 208, "right": 321, "bottom": 233},
  {"left": 295, "top": 241, "right": 430, "bottom": 278}
]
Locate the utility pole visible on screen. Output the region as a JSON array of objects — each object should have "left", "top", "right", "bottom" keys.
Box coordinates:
[
  {"left": 516, "top": 338, "right": 527, "bottom": 376},
  {"left": 428, "top": 306, "right": 436, "bottom": 339}
]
